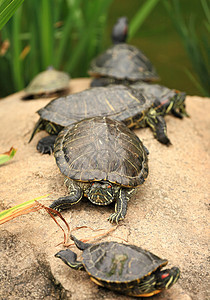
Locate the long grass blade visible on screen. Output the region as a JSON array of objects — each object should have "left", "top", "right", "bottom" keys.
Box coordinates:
[
  {"left": 0, "top": 0, "right": 24, "bottom": 30},
  {"left": 184, "top": 68, "right": 208, "bottom": 96},
  {"left": 0, "top": 0, "right": 12, "bottom": 12},
  {"left": 40, "top": 0, "right": 53, "bottom": 69},
  {"left": 129, "top": 0, "right": 160, "bottom": 39},
  {"left": 11, "top": 5, "right": 24, "bottom": 90},
  {"left": 164, "top": 0, "right": 210, "bottom": 96},
  {"left": 65, "top": 0, "right": 113, "bottom": 74},
  {"left": 54, "top": 0, "right": 83, "bottom": 68},
  {"left": 0, "top": 194, "right": 49, "bottom": 224},
  {"left": 201, "top": 0, "right": 210, "bottom": 31}
]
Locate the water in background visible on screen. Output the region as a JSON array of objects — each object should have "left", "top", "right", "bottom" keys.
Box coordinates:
[{"left": 105, "top": 0, "right": 205, "bottom": 96}]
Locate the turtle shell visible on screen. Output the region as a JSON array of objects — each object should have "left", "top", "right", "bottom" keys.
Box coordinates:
[
  {"left": 88, "top": 44, "right": 159, "bottom": 81},
  {"left": 131, "top": 82, "right": 186, "bottom": 106},
  {"left": 82, "top": 241, "right": 167, "bottom": 284},
  {"left": 54, "top": 116, "right": 148, "bottom": 187},
  {"left": 36, "top": 85, "right": 154, "bottom": 128},
  {"left": 22, "top": 67, "right": 70, "bottom": 99}
]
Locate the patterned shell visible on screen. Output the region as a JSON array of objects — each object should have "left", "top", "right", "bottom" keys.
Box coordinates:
[
  {"left": 88, "top": 44, "right": 159, "bottom": 81},
  {"left": 54, "top": 117, "right": 149, "bottom": 187},
  {"left": 82, "top": 241, "right": 167, "bottom": 282},
  {"left": 24, "top": 68, "right": 70, "bottom": 96},
  {"left": 37, "top": 85, "right": 154, "bottom": 127}
]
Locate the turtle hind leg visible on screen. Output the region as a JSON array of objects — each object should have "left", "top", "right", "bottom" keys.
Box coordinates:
[
  {"left": 37, "top": 135, "right": 57, "bottom": 154},
  {"left": 50, "top": 180, "right": 83, "bottom": 211},
  {"left": 146, "top": 112, "right": 171, "bottom": 145},
  {"left": 55, "top": 249, "right": 84, "bottom": 270}
]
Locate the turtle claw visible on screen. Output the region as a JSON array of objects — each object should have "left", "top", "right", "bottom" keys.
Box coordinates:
[{"left": 108, "top": 213, "right": 124, "bottom": 224}]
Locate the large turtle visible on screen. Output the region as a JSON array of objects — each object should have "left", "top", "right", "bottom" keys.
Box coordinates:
[
  {"left": 88, "top": 17, "right": 159, "bottom": 87},
  {"left": 29, "top": 85, "right": 187, "bottom": 154},
  {"left": 49, "top": 117, "right": 149, "bottom": 223},
  {"left": 55, "top": 235, "right": 180, "bottom": 297},
  {"left": 22, "top": 66, "right": 70, "bottom": 100}
]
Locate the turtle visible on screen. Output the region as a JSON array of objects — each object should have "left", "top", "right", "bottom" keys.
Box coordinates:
[
  {"left": 131, "top": 82, "right": 188, "bottom": 119},
  {"left": 49, "top": 116, "right": 149, "bottom": 223},
  {"left": 88, "top": 17, "right": 159, "bottom": 87},
  {"left": 22, "top": 66, "right": 70, "bottom": 100},
  {"left": 29, "top": 85, "right": 187, "bottom": 154},
  {"left": 55, "top": 235, "right": 180, "bottom": 297}
]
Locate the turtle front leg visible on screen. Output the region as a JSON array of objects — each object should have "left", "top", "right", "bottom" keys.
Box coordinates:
[
  {"left": 146, "top": 110, "right": 171, "bottom": 145},
  {"left": 108, "top": 188, "right": 134, "bottom": 223},
  {"left": 55, "top": 249, "right": 84, "bottom": 270},
  {"left": 50, "top": 179, "right": 83, "bottom": 211},
  {"left": 37, "top": 135, "right": 57, "bottom": 154}
]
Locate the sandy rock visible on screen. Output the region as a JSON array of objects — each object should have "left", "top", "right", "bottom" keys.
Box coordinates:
[{"left": 0, "top": 79, "right": 209, "bottom": 299}]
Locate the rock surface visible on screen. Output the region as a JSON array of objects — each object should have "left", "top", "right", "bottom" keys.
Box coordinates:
[{"left": 0, "top": 79, "right": 209, "bottom": 300}]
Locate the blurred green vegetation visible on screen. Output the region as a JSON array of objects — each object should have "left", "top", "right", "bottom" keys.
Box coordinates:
[
  {"left": 164, "top": 0, "right": 210, "bottom": 97},
  {"left": 0, "top": 0, "right": 159, "bottom": 97},
  {"left": 107, "top": 0, "right": 209, "bottom": 97},
  {"left": 0, "top": 0, "right": 113, "bottom": 96},
  {"left": 0, "top": 0, "right": 209, "bottom": 97}
]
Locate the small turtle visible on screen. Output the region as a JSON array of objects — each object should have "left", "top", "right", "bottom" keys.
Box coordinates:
[
  {"left": 22, "top": 67, "right": 70, "bottom": 100},
  {"left": 29, "top": 85, "right": 187, "bottom": 154},
  {"left": 88, "top": 17, "right": 159, "bottom": 87},
  {"left": 55, "top": 235, "right": 180, "bottom": 297},
  {"left": 49, "top": 117, "right": 149, "bottom": 223}
]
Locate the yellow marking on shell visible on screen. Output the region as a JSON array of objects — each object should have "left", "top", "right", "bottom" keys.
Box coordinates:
[
  {"left": 122, "top": 155, "right": 140, "bottom": 174},
  {"left": 90, "top": 277, "right": 104, "bottom": 287},
  {"left": 130, "top": 289, "right": 161, "bottom": 297},
  {"left": 127, "top": 91, "right": 141, "bottom": 103},
  {"left": 105, "top": 97, "right": 115, "bottom": 111}
]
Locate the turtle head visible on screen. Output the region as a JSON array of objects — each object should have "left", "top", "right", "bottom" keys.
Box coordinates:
[
  {"left": 111, "top": 17, "right": 128, "bottom": 44},
  {"left": 170, "top": 92, "right": 189, "bottom": 118},
  {"left": 88, "top": 182, "right": 117, "bottom": 205},
  {"left": 158, "top": 91, "right": 188, "bottom": 118},
  {"left": 155, "top": 267, "right": 180, "bottom": 290}
]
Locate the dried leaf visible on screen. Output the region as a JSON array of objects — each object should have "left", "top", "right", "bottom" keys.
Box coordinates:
[{"left": 0, "top": 147, "right": 17, "bottom": 165}]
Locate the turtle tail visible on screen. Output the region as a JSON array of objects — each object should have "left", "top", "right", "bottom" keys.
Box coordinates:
[{"left": 28, "top": 118, "right": 44, "bottom": 143}]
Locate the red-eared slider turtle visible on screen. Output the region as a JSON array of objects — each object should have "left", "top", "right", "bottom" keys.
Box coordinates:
[
  {"left": 29, "top": 85, "right": 187, "bottom": 154},
  {"left": 88, "top": 17, "right": 159, "bottom": 87},
  {"left": 131, "top": 82, "right": 188, "bottom": 119},
  {"left": 22, "top": 67, "right": 70, "bottom": 100},
  {"left": 49, "top": 116, "right": 149, "bottom": 223},
  {"left": 55, "top": 235, "right": 180, "bottom": 297}
]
